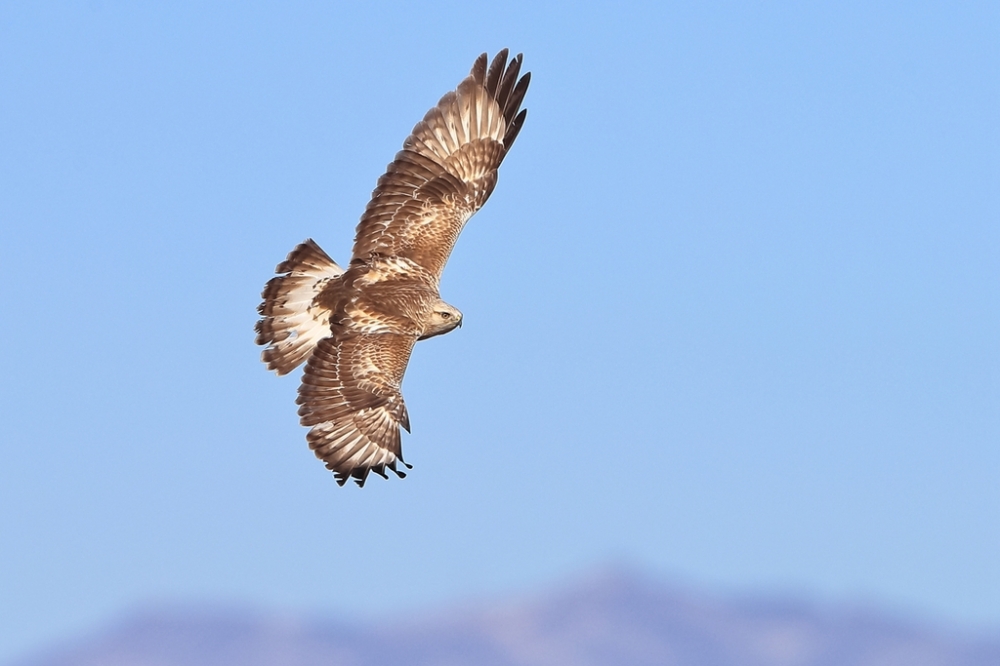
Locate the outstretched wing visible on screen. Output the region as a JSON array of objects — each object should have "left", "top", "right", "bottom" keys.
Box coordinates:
[
  {"left": 351, "top": 49, "right": 530, "bottom": 282},
  {"left": 296, "top": 333, "right": 416, "bottom": 486}
]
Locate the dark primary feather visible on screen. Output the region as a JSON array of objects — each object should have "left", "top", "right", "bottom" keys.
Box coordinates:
[
  {"left": 350, "top": 49, "right": 530, "bottom": 282},
  {"left": 297, "top": 334, "right": 415, "bottom": 486}
]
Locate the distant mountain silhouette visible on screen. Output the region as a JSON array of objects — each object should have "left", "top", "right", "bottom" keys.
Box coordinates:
[{"left": 9, "top": 567, "right": 1000, "bottom": 666}]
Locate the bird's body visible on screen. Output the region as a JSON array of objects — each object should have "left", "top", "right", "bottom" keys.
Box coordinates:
[{"left": 256, "top": 51, "right": 530, "bottom": 486}]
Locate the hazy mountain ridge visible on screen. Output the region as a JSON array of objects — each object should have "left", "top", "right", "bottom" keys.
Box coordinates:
[{"left": 11, "top": 569, "right": 1000, "bottom": 666}]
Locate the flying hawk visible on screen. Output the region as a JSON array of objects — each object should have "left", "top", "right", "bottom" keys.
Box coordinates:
[{"left": 255, "top": 50, "right": 530, "bottom": 486}]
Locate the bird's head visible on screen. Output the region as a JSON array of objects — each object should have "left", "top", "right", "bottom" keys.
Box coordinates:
[{"left": 419, "top": 301, "right": 463, "bottom": 340}]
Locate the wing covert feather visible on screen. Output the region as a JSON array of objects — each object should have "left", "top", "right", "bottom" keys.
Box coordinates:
[
  {"left": 351, "top": 50, "right": 530, "bottom": 282},
  {"left": 296, "top": 334, "right": 416, "bottom": 486}
]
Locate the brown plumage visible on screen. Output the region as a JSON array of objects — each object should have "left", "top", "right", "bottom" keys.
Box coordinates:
[{"left": 255, "top": 50, "right": 530, "bottom": 486}]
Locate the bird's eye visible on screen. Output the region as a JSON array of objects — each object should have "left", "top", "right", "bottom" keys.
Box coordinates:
[{"left": 440, "top": 311, "right": 451, "bottom": 319}]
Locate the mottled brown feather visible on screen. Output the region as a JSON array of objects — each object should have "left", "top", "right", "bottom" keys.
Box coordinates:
[
  {"left": 351, "top": 50, "right": 530, "bottom": 282},
  {"left": 296, "top": 334, "right": 414, "bottom": 486}
]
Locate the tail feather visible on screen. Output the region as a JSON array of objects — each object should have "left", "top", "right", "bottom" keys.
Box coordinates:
[{"left": 256, "top": 239, "right": 343, "bottom": 375}]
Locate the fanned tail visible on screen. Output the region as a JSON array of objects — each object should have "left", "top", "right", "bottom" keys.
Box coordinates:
[{"left": 255, "top": 239, "right": 343, "bottom": 375}]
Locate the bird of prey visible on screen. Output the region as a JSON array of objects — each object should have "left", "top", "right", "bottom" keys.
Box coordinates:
[{"left": 255, "top": 50, "right": 530, "bottom": 487}]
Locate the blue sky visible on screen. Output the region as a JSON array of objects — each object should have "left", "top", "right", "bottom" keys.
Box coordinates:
[{"left": 1, "top": 1, "right": 997, "bottom": 662}]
